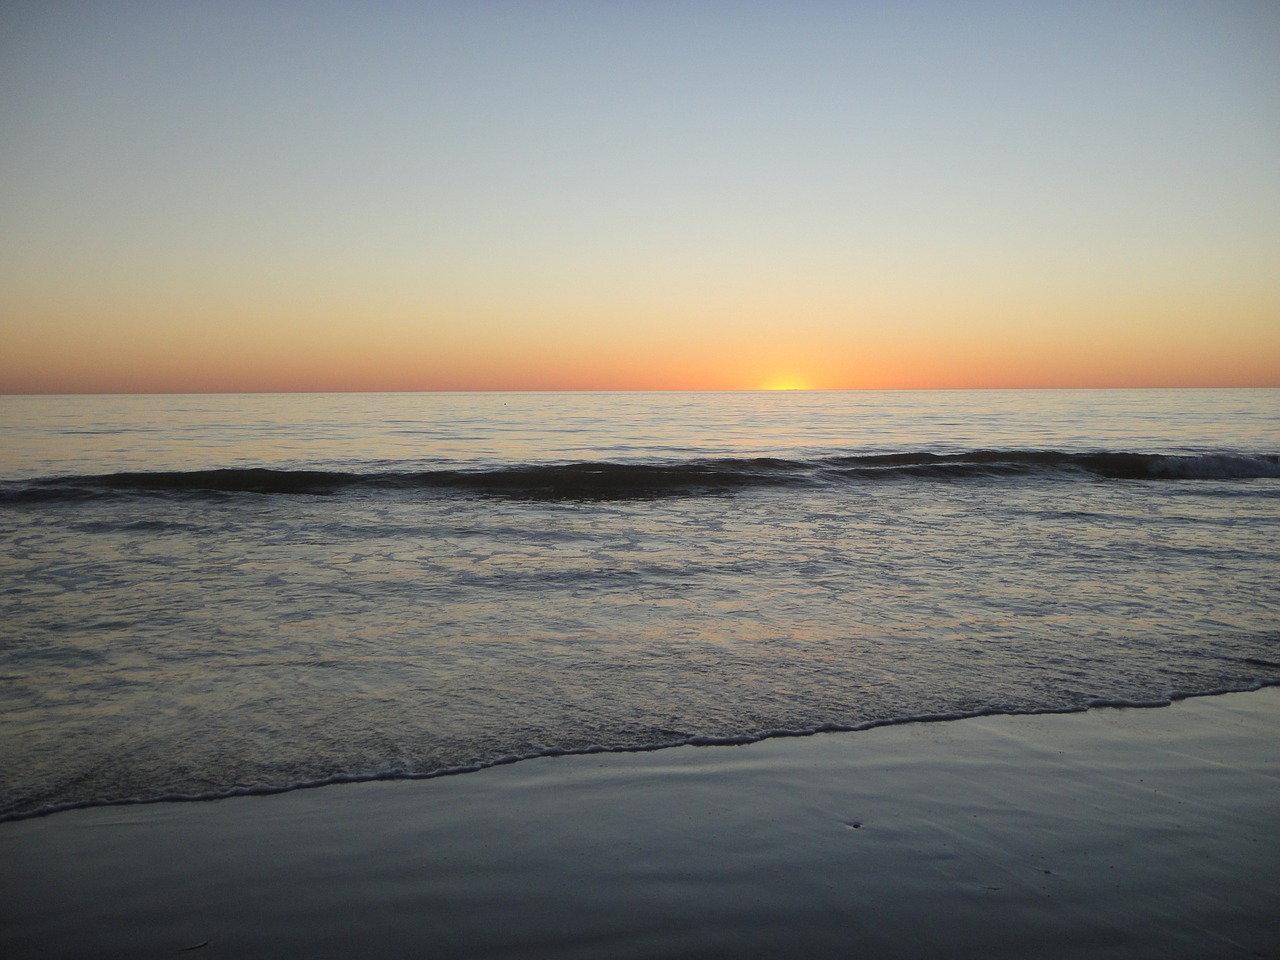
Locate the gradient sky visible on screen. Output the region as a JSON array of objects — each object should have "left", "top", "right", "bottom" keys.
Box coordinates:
[{"left": 2, "top": 0, "right": 1278, "bottom": 392}]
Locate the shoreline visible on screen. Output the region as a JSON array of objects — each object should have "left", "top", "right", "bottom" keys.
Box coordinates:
[
  {"left": 5, "top": 680, "right": 1278, "bottom": 826},
  {"left": 3, "top": 686, "right": 1278, "bottom": 959}
]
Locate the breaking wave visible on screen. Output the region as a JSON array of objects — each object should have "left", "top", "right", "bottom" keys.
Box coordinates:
[{"left": 3, "top": 450, "right": 1278, "bottom": 503}]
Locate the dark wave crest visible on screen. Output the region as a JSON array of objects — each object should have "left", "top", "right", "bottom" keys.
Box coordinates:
[
  {"left": 823, "top": 450, "right": 1280, "bottom": 481},
  {"left": 4, "top": 451, "right": 1278, "bottom": 503}
]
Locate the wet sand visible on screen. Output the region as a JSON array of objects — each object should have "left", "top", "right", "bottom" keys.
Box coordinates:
[{"left": 3, "top": 687, "right": 1277, "bottom": 959}]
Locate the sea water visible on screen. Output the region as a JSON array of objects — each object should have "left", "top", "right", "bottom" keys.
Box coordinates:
[{"left": 1, "top": 389, "right": 1277, "bottom": 821}]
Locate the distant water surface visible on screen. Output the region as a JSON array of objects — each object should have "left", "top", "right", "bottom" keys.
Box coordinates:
[{"left": 1, "top": 389, "right": 1277, "bottom": 820}]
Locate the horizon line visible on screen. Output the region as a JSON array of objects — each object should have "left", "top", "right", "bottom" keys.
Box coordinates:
[{"left": 4, "top": 385, "right": 1278, "bottom": 398}]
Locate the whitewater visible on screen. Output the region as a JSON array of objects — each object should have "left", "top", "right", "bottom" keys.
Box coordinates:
[{"left": 1, "top": 389, "right": 1277, "bottom": 822}]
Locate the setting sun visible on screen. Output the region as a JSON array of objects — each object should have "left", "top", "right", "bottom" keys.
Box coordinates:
[{"left": 760, "top": 376, "right": 814, "bottom": 391}]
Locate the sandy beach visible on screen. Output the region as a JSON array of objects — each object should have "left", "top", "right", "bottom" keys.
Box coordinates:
[{"left": 3, "top": 687, "right": 1277, "bottom": 959}]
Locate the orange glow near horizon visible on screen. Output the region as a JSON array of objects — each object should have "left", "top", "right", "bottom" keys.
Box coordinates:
[
  {"left": 4, "top": 254, "right": 1279, "bottom": 393},
  {"left": 760, "top": 376, "right": 817, "bottom": 391},
  {"left": 5, "top": 333, "right": 1280, "bottom": 394},
  {"left": 6, "top": 277, "right": 1278, "bottom": 394}
]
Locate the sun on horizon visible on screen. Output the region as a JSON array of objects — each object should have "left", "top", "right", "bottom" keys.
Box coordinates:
[{"left": 760, "top": 376, "right": 816, "bottom": 391}]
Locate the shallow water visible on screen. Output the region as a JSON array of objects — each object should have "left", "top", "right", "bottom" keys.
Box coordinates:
[
  {"left": 4, "top": 690, "right": 1278, "bottom": 960},
  {"left": 1, "top": 389, "right": 1277, "bottom": 820}
]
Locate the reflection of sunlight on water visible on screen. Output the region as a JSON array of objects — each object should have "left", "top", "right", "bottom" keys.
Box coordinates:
[
  {"left": 3, "top": 390, "right": 1275, "bottom": 479},
  {"left": 2, "top": 389, "right": 1279, "bottom": 819}
]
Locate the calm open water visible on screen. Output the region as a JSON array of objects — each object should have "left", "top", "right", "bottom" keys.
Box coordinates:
[{"left": 1, "top": 389, "right": 1277, "bottom": 821}]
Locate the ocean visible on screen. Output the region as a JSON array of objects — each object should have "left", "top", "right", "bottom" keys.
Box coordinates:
[{"left": 1, "top": 389, "right": 1277, "bottom": 822}]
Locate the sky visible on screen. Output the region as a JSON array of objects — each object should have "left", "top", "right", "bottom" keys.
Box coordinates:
[{"left": 2, "top": 0, "right": 1278, "bottom": 393}]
